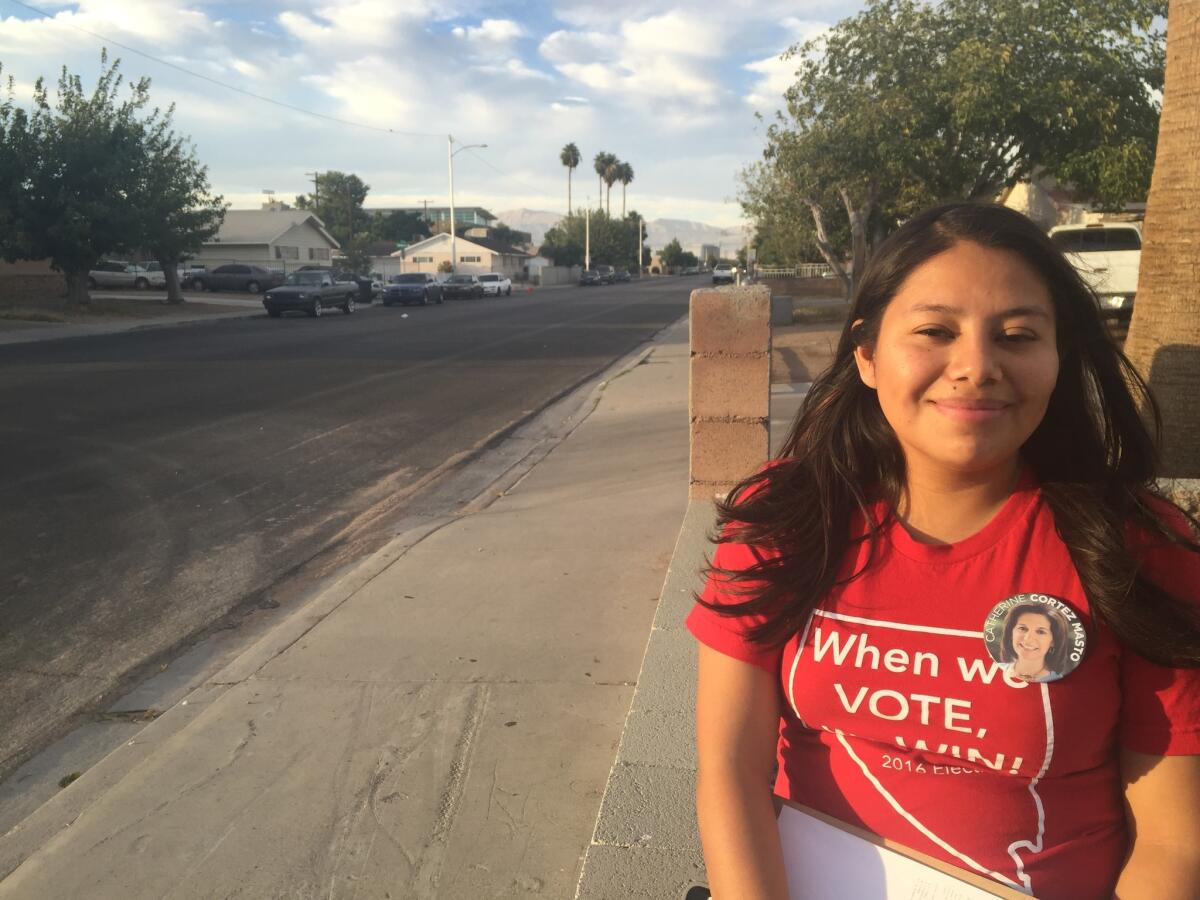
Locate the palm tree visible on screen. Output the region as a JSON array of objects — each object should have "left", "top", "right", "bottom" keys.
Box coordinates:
[
  {"left": 616, "top": 162, "right": 635, "bottom": 217},
  {"left": 560, "top": 142, "right": 580, "bottom": 216},
  {"left": 603, "top": 157, "right": 622, "bottom": 216},
  {"left": 593, "top": 151, "right": 615, "bottom": 210},
  {"left": 1123, "top": 0, "right": 1200, "bottom": 475}
]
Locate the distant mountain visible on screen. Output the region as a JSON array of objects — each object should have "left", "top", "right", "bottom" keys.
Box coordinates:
[{"left": 495, "top": 208, "right": 751, "bottom": 258}]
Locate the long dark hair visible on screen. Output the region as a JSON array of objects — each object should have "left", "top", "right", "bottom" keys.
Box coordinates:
[
  {"left": 1001, "top": 603, "right": 1071, "bottom": 675},
  {"left": 704, "top": 202, "right": 1200, "bottom": 667}
]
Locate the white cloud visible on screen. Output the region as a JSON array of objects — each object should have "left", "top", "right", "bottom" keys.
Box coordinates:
[
  {"left": 453, "top": 18, "right": 525, "bottom": 42},
  {"left": 743, "top": 18, "right": 828, "bottom": 112}
]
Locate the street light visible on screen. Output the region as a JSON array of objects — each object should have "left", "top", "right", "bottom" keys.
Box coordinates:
[{"left": 448, "top": 135, "right": 487, "bottom": 274}]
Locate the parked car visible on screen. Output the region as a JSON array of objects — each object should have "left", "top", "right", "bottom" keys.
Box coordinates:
[
  {"left": 478, "top": 273, "right": 512, "bottom": 296},
  {"left": 141, "top": 261, "right": 182, "bottom": 286},
  {"left": 594, "top": 264, "right": 616, "bottom": 284},
  {"left": 441, "top": 274, "right": 484, "bottom": 299},
  {"left": 383, "top": 273, "right": 443, "bottom": 306},
  {"left": 712, "top": 264, "right": 735, "bottom": 285},
  {"left": 190, "top": 264, "right": 285, "bottom": 294},
  {"left": 263, "top": 271, "right": 357, "bottom": 318},
  {"left": 1048, "top": 222, "right": 1142, "bottom": 319},
  {"left": 297, "top": 265, "right": 373, "bottom": 301},
  {"left": 87, "top": 260, "right": 156, "bottom": 290},
  {"left": 613, "top": 269, "right": 631, "bottom": 282},
  {"left": 181, "top": 264, "right": 208, "bottom": 289},
  {"left": 579, "top": 270, "right": 602, "bottom": 286}
]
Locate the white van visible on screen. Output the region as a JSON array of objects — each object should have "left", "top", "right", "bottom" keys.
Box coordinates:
[{"left": 1047, "top": 222, "right": 1141, "bottom": 320}]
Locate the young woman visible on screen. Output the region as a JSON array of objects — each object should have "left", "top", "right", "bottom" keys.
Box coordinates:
[{"left": 688, "top": 203, "right": 1200, "bottom": 900}]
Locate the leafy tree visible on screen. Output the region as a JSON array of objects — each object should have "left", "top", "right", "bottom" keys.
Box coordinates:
[
  {"left": 437, "top": 259, "right": 453, "bottom": 273},
  {"left": 660, "top": 238, "right": 687, "bottom": 268},
  {"left": 560, "top": 142, "right": 580, "bottom": 215},
  {"left": 369, "top": 209, "right": 429, "bottom": 245},
  {"left": 0, "top": 52, "right": 152, "bottom": 305},
  {"left": 130, "top": 105, "right": 225, "bottom": 303},
  {"left": 338, "top": 237, "right": 372, "bottom": 275},
  {"left": 539, "top": 209, "right": 643, "bottom": 270},
  {"left": 295, "top": 171, "right": 369, "bottom": 247},
  {"left": 744, "top": 0, "right": 1167, "bottom": 287},
  {"left": 489, "top": 222, "right": 528, "bottom": 247}
]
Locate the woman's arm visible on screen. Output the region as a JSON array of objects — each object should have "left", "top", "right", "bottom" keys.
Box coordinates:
[
  {"left": 695, "top": 643, "right": 788, "bottom": 900},
  {"left": 1114, "top": 749, "right": 1200, "bottom": 899}
]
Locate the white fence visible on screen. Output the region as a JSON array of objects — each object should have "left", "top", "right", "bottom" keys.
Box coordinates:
[{"left": 756, "top": 263, "right": 836, "bottom": 279}]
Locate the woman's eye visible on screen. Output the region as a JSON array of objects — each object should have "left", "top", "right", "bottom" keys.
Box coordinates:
[
  {"left": 916, "top": 327, "right": 953, "bottom": 339},
  {"left": 1002, "top": 330, "right": 1038, "bottom": 342}
]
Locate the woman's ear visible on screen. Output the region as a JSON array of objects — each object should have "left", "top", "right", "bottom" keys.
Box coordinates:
[{"left": 851, "top": 319, "right": 877, "bottom": 389}]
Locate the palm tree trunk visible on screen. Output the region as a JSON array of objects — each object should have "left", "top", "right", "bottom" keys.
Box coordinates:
[
  {"left": 1124, "top": 0, "right": 1200, "bottom": 476},
  {"left": 568, "top": 168, "right": 572, "bottom": 217},
  {"left": 622, "top": 184, "right": 627, "bottom": 218},
  {"left": 606, "top": 185, "right": 611, "bottom": 216}
]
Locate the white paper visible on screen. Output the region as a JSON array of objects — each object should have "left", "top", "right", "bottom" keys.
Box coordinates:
[{"left": 777, "top": 804, "right": 1013, "bottom": 899}]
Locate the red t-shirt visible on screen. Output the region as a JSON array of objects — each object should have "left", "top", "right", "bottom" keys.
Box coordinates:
[{"left": 687, "top": 478, "right": 1200, "bottom": 900}]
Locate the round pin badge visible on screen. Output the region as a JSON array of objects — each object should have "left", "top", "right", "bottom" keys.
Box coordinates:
[{"left": 982, "top": 594, "right": 1087, "bottom": 683}]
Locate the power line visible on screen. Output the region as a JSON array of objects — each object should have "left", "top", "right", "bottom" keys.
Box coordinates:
[
  {"left": 463, "top": 147, "right": 551, "bottom": 203},
  {"left": 3, "top": 0, "right": 447, "bottom": 140}
]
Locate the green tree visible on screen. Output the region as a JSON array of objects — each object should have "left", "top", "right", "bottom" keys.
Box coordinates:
[
  {"left": 295, "top": 171, "right": 369, "bottom": 247},
  {"left": 745, "top": 0, "right": 1166, "bottom": 287},
  {"left": 130, "top": 105, "right": 225, "bottom": 303},
  {"left": 369, "top": 209, "right": 429, "bottom": 245},
  {"left": 660, "top": 238, "right": 687, "bottom": 268},
  {"left": 490, "top": 222, "right": 528, "bottom": 247},
  {"left": 560, "top": 142, "right": 580, "bottom": 214},
  {"left": 0, "top": 52, "right": 151, "bottom": 305},
  {"left": 539, "top": 209, "right": 643, "bottom": 270}
]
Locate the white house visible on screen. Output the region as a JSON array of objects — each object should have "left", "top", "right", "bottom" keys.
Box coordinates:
[
  {"left": 194, "top": 210, "right": 340, "bottom": 269},
  {"left": 394, "top": 232, "right": 531, "bottom": 279}
]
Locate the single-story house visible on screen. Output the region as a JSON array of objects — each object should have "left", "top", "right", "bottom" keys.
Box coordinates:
[
  {"left": 394, "top": 232, "right": 532, "bottom": 279},
  {"left": 192, "top": 209, "right": 340, "bottom": 269},
  {"left": 999, "top": 172, "right": 1146, "bottom": 230}
]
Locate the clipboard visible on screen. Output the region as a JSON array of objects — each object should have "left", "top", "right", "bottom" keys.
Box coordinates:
[{"left": 777, "top": 799, "right": 1033, "bottom": 899}]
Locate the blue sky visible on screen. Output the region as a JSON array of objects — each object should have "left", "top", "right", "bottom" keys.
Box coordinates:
[{"left": 0, "top": 0, "right": 864, "bottom": 227}]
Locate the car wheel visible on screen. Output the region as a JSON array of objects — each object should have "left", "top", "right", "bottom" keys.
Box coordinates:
[
  {"left": 247, "top": 280, "right": 261, "bottom": 294},
  {"left": 134, "top": 277, "right": 149, "bottom": 290},
  {"left": 506, "top": 286, "right": 511, "bottom": 295},
  {"left": 436, "top": 291, "right": 443, "bottom": 304},
  {"left": 420, "top": 291, "right": 429, "bottom": 306},
  {"left": 311, "top": 299, "right": 323, "bottom": 318},
  {"left": 343, "top": 298, "right": 355, "bottom": 315},
  {"left": 267, "top": 309, "right": 282, "bottom": 318},
  {"left": 87, "top": 276, "right": 97, "bottom": 289}
]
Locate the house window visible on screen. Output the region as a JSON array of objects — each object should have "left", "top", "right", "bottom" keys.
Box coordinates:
[
  {"left": 275, "top": 245, "right": 299, "bottom": 260},
  {"left": 459, "top": 255, "right": 481, "bottom": 263},
  {"left": 308, "top": 247, "right": 330, "bottom": 261},
  {"left": 413, "top": 256, "right": 434, "bottom": 263}
]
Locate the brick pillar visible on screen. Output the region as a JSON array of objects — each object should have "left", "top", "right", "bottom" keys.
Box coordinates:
[{"left": 689, "top": 285, "right": 771, "bottom": 499}]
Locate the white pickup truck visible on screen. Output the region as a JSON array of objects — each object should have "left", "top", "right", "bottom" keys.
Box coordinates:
[{"left": 1048, "top": 222, "right": 1142, "bottom": 320}]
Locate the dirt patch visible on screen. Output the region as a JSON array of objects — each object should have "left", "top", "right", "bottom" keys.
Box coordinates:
[
  {"left": 772, "top": 322, "right": 841, "bottom": 384},
  {"left": 0, "top": 294, "right": 244, "bottom": 328}
]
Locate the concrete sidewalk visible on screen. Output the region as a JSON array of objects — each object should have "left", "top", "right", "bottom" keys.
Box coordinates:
[{"left": 0, "top": 319, "right": 691, "bottom": 898}]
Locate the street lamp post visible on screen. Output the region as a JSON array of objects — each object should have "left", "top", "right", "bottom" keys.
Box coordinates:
[{"left": 447, "top": 135, "right": 487, "bottom": 274}]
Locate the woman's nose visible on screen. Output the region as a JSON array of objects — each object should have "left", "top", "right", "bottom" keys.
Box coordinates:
[{"left": 948, "top": 333, "right": 1001, "bottom": 385}]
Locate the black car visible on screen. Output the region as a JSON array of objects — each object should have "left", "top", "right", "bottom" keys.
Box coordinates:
[
  {"left": 579, "top": 270, "right": 602, "bottom": 286},
  {"left": 191, "top": 263, "right": 285, "bottom": 294},
  {"left": 441, "top": 274, "right": 484, "bottom": 299},
  {"left": 263, "top": 271, "right": 357, "bottom": 318},
  {"left": 383, "top": 273, "right": 443, "bottom": 306},
  {"left": 613, "top": 269, "right": 631, "bottom": 282},
  {"left": 297, "top": 265, "right": 374, "bottom": 301}
]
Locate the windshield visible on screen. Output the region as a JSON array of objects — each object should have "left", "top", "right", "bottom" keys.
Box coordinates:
[
  {"left": 479, "top": 275, "right": 499, "bottom": 282},
  {"left": 389, "top": 274, "right": 426, "bottom": 284},
  {"left": 285, "top": 272, "right": 326, "bottom": 285},
  {"left": 449, "top": 275, "right": 473, "bottom": 283}
]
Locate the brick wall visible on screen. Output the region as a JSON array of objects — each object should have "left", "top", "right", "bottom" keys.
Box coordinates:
[
  {"left": 689, "top": 285, "right": 771, "bottom": 499},
  {"left": 0, "top": 261, "right": 66, "bottom": 302}
]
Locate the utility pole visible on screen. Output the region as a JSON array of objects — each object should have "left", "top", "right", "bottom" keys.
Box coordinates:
[
  {"left": 638, "top": 216, "right": 643, "bottom": 275},
  {"left": 448, "top": 136, "right": 457, "bottom": 274},
  {"left": 306, "top": 171, "right": 322, "bottom": 206}
]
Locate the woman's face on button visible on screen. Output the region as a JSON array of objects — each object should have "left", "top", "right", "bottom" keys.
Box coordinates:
[{"left": 1013, "top": 612, "right": 1053, "bottom": 663}]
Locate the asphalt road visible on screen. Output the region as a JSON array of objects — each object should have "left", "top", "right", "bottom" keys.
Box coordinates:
[{"left": 0, "top": 277, "right": 694, "bottom": 778}]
